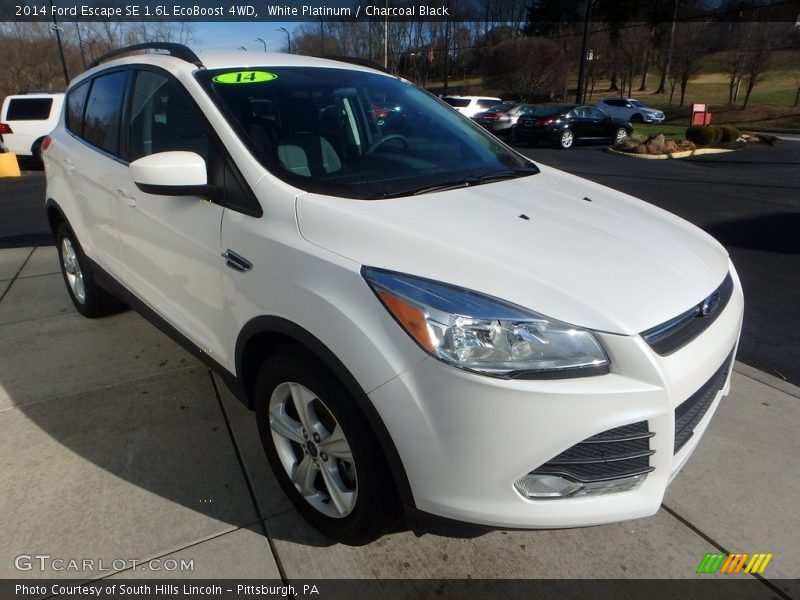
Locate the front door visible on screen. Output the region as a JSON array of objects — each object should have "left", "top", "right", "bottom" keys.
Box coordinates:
[{"left": 115, "top": 69, "right": 228, "bottom": 366}]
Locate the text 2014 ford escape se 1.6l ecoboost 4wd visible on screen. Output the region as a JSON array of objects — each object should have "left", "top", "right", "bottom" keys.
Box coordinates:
[{"left": 43, "top": 44, "right": 743, "bottom": 545}]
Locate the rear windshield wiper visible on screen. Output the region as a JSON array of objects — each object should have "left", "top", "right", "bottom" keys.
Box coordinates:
[{"left": 382, "top": 166, "right": 539, "bottom": 199}]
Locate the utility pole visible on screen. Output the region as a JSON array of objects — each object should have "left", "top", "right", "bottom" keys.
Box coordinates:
[
  {"left": 256, "top": 37, "right": 267, "bottom": 52},
  {"left": 47, "top": 0, "right": 69, "bottom": 86},
  {"left": 442, "top": 2, "right": 450, "bottom": 95},
  {"left": 75, "top": 20, "right": 86, "bottom": 68},
  {"left": 575, "top": 0, "right": 593, "bottom": 104},
  {"left": 383, "top": 0, "right": 388, "bottom": 70}
]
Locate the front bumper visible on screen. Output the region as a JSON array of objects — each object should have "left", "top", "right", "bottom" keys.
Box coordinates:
[
  {"left": 644, "top": 113, "right": 666, "bottom": 123},
  {"left": 368, "top": 270, "right": 743, "bottom": 529}
]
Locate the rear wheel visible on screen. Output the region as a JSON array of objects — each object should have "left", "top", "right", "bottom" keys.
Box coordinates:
[
  {"left": 56, "top": 223, "right": 126, "bottom": 318},
  {"left": 254, "top": 350, "right": 401, "bottom": 545},
  {"left": 559, "top": 129, "right": 574, "bottom": 149},
  {"left": 614, "top": 128, "right": 628, "bottom": 144}
]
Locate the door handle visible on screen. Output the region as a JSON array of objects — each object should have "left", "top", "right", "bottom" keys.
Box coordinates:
[
  {"left": 116, "top": 189, "right": 136, "bottom": 207},
  {"left": 221, "top": 250, "right": 252, "bottom": 273}
]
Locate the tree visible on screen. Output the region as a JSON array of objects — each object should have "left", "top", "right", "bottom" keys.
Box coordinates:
[
  {"left": 740, "top": 23, "right": 787, "bottom": 110},
  {"left": 485, "top": 36, "right": 567, "bottom": 101},
  {"left": 670, "top": 22, "right": 706, "bottom": 106}
]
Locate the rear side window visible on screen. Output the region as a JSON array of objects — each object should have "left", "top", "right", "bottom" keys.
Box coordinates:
[
  {"left": 83, "top": 71, "right": 127, "bottom": 155},
  {"left": 7, "top": 98, "right": 53, "bottom": 120},
  {"left": 66, "top": 82, "right": 89, "bottom": 135},
  {"left": 476, "top": 99, "right": 499, "bottom": 109},
  {"left": 443, "top": 97, "right": 470, "bottom": 108}
]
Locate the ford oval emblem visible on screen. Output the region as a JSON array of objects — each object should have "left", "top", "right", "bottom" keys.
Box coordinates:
[{"left": 701, "top": 290, "right": 721, "bottom": 317}]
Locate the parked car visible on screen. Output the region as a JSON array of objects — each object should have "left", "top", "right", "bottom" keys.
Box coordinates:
[
  {"left": 596, "top": 97, "right": 665, "bottom": 124},
  {"left": 45, "top": 44, "right": 742, "bottom": 545},
  {"left": 0, "top": 92, "right": 64, "bottom": 160},
  {"left": 442, "top": 95, "right": 502, "bottom": 118},
  {"left": 515, "top": 104, "right": 632, "bottom": 149},
  {"left": 471, "top": 103, "right": 538, "bottom": 139}
]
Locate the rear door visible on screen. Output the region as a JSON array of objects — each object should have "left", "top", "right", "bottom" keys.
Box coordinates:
[
  {"left": 61, "top": 71, "right": 130, "bottom": 276},
  {"left": 114, "top": 68, "right": 228, "bottom": 366}
]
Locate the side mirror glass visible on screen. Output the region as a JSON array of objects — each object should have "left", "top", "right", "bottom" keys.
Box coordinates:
[{"left": 130, "top": 151, "right": 216, "bottom": 198}]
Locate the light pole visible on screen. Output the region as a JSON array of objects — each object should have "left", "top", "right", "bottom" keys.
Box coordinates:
[
  {"left": 278, "top": 27, "right": 291, "bottom": 54},
  {"left": 238, "top": 46, "right": 247, "bottom": 51},
  {"left": 256, "top": 37, "right": 267, "bottom": 52},
  {"left": 47, "top": 0, "right": 69, "bottom": 85}
]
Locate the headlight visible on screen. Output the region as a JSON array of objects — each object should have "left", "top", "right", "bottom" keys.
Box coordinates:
[{"left": 362, "top": 268, "right": 609, "bottom": 379}]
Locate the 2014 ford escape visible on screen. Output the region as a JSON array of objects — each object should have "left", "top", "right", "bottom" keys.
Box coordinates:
[{"left": 43, "top": 43, "right": 743, "bottom": 545}]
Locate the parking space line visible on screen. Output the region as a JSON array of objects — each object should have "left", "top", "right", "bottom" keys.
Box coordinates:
[
  {"left": 661, "top": 504, "right": 793, "bottom": 599},
  {"left": 208, "top": 369, "right": 291, "bottom": 585},
  {"left": 0, "top": 246, "right": 35, "bottom": 304}
]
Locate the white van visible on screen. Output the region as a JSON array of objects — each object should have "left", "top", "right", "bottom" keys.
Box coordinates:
[{"left": 0, "top": 93, "right": 65, "bottom": 159}]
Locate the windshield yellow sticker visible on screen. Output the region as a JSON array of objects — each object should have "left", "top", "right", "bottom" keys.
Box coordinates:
[{"left": 212, "top": 71, "right": 277, "bottom": 84}]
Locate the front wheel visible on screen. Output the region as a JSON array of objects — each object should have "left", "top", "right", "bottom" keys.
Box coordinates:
[
  {"left": 254, "top": 351, "right": 401, "bottom": 545},
  {"left": 559, "top": 129, "right": 574, "bottom": 149}
]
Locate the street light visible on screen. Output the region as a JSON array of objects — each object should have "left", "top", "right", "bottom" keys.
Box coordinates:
[
  {"left": 278, "top": 27, "right": 291, "bottom": 54},
  {"left": 238, "top": 46, "right": 247, "bottom": 51},
  {"left": 256, "top": 37, "right": 267, "bottom": 52}
]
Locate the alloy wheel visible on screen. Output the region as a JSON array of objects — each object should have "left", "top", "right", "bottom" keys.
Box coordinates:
[
  {"left": 268, "top": 381, "right": 358, "bottom": 518},
  {"left": 560, "top": 130, "right": 574, "bottom": 148},
  {"left": 61, "top": 238, "right": 86, "bottom": 304}
]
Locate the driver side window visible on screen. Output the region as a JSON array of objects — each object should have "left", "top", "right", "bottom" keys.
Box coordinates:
[{"left": 128, "top": 70, "right": 210, "bottom": 163}]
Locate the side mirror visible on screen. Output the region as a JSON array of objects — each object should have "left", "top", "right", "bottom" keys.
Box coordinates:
[{"left": 130, "top": 151, "right": 218, "bottom": 198}]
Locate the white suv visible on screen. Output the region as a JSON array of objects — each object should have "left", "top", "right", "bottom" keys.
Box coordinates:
[
  {"left": 1, "top": 92, "right": 65, "bottom": 159},
  {"left": 44, "top": 44, "right": 743, "bottom": 545}
]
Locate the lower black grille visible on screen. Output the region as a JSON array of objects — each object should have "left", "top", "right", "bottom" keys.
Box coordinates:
[
  {"left": 674, "top": 351, "right": 735, "bottom": 453},
  {"left": 530, "top": 421, "right": 655, "bottom": 483}
]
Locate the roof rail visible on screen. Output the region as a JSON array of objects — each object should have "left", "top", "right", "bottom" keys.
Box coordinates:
[
  {"left": 318, "top": 55, "right": 390, "bottom": 74},
  {"left": 86, "top": 42, "right": 203, "bottom": 70}
]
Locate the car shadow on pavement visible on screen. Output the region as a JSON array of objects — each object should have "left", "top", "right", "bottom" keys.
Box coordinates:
[{"left": 705, "top": 213, "right": 800, "bottom": 255}]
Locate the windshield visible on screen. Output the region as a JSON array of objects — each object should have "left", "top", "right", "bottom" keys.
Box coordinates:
[{"left": 198, "top": 67, "right": 536, "bottom": 199}]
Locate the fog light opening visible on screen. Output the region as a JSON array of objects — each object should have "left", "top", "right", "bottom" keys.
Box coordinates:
[{"left": 514, "top": 473, "right": 647, "bottom": 500}]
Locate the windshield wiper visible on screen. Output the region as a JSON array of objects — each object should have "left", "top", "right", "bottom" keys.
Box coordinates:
[{"left": 382, "top": 166, "right": 538, "bottom": 199}]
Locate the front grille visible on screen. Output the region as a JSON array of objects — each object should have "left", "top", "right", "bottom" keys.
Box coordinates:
[
  {"left": 674, "top": 351, "right": 735, "bottom": 453},
  {"left": 642, "top": 273, "right": 734, "bottom": 356},
  {"left": 529, "top": 421, "right": 655, "bottom": 483}
]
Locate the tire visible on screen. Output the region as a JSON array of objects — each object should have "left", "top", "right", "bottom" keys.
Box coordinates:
[
  {"left": 559, "top": 129, "right": 574, "bottom": 149},
  {"left": 56, "top": 223, "right": 126, "bottom": 318},
  {"left": 614, "top": 128, "right": 628, "bottom": 144},
  {"left": 31, "top": 138, "right": 44, "bottom": 163},
  {"left": 630, "top": 113, "right": 644, "bottom": 124},
  {"left": 254, "top": 350, "right": 401, "bottom": 545}
]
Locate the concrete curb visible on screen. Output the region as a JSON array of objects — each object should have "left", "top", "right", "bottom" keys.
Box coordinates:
[
  {"left": 733, "top": 360, "right": 800, "bottom": 400},
  {"left": 607, "top": 147, "right": 734, "bottom": 160}
]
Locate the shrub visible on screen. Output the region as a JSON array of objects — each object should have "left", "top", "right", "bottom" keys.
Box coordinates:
[
  {"left": 719, "top": 125, "right": 741, "bottom": 143},
  {"left": 685, "top": 125, "right": 723, "bottom": 146}
]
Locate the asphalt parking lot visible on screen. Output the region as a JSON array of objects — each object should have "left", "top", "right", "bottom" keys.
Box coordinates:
[
  {"left": 0, "top": 143, "right": 798, "bottom": 592},
  {"left": 0, "top": 246, "right": 799, "bottom": 593}
]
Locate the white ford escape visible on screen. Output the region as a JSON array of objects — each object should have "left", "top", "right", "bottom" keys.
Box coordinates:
[{"left": 44, "top": 44, "right": 743, "bottom": 545}]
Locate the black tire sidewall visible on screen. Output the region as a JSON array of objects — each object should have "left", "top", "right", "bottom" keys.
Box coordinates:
[{"left": 254, "top": 351, "right": 399, "bottom": 545}]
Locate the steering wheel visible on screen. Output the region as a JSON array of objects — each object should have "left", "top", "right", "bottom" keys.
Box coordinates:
[{"left": 366, "top": 134, "right": 410, "bottom": 155}]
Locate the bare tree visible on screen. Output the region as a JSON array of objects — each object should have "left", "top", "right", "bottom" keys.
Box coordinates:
[
  {"left": 740, "top": 23, "right": 787, "bottom": 110},
  {"left": 670, "top": 22, "right": 706, "bottom": 106},
  {"left": 486, "top": 36, "right": 567, "bottom": 101}
]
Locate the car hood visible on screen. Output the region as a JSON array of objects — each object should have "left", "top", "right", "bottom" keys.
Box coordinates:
[
  {"left": 295, "top": 164, "right": 729, "bottom": 335},
  {"left": 642, "top": 107, "right": 664, "bottom": 115}
]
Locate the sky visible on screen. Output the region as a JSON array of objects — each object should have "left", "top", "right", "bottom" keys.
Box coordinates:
[{"left": 191, "top": 22, "right": 301, "bottom": 53}]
